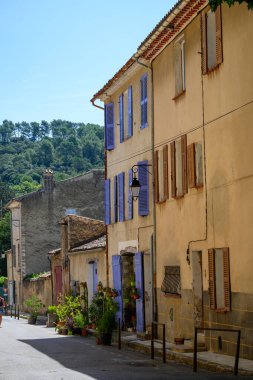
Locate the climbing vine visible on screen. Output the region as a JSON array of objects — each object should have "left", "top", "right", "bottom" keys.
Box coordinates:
[{"left": 209, "top": 0, "right": 253, "bottom": 11}]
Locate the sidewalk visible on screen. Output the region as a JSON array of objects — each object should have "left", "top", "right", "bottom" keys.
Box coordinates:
[{"left": 120, "top": 333, "right": 253, "bottom": 376}]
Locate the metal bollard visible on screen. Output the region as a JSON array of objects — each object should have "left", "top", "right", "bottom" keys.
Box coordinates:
[
  {"left": 18, "top": 305, "right": 20, "bottom": 320},
  {"left": 193, "top": 327, "right": 198, "bottom": 372},
  {"left": 10, "top": 306, "right": 12, "bottom": 318},
  {"left": 118, "top": 318, "right": 121, "bottom": 350},
  {"left": 151, "top": 322, "right": 154, "bottom": 360},
  {"left": 14, "top": 304, "right": 17, "bottom": 319},
  {"left": 234, "top": 330, "right": 241, "bottom": 376},
  {"left": 162, "top": 324, "right": 166, "bottom": 363}
]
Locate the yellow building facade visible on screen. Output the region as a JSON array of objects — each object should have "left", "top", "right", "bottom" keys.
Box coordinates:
[{"left": 92, "top": 0, "right": 253, "bottom": 358}]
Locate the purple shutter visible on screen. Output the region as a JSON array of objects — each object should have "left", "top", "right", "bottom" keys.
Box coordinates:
[
  {"left": 128, "top": 86, "right": 133, "bottom": 137},
  {"left": 112, "top": 255, "right": 123, "bottom": 326},
  {"left": 104, "top": 179, "right": 111, "bottom": 225},
  {"left": 118, "top": 172, "right": 125, "bottom": 222},
  {"left": 138, "top": 160, "right": 149, "bottom": 216},
  {"left": 140, "top": 74, "right": 148, "bottom": 129},
  {"left": 105, "top": 102, "right": 114, "bottom": 150},
  {"left": 128, "top": 169, "right": 133, "bottom": 220},
  {"left": 134, "top": 252, "right": 145, "bottom": 333},
  {"left": 119, "top": 94, "right": 124, "bottom": 143},
  {"left": 114, "top": 175, "right": 118, "bottom": 223}
]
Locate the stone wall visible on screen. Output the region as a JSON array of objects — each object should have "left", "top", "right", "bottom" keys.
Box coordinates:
[
  {"left": 23, "top": 276, "right": 52, "bottom": 312},
  {"left": 20, "top": 169, "right": 104, "bottom": 275}
]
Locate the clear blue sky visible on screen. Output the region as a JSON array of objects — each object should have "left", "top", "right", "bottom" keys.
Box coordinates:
[{"left": 0, "top": 1, "right": 174, "bottom": 126}]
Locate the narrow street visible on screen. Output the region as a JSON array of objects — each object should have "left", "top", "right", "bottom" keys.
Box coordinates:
[{"left": 0, "top": 316, "right": 247, "bottom": 380}]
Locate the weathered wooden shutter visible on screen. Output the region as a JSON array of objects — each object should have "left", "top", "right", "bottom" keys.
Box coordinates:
[
  {"left": 140, "top": 74, "right": 148, "bottom": 129},
  {"left": 118, "top": 172, "right": 125, "bottom": 222},
  {"left": 215, "top": 5, "right": 223, "bottom": 66},
  {"left": 208, "top": 249, "right": 216, "bottom": 310},
  {"left": 114, "top": 175, "right": 118, "bottom": 223},
  {"left": 154, "top": 150, "right": 159, "bottom": 203},
  {"left": 134, "top": 252, "right": 145, "bottom": 333},
  {"left": 223, "top": 247, "right": 231, "bottom": 311},
  {"left": 128, "top": 86, "right": 133, "bottom": 137},
  {"left": 163, "top": 145, "right": 169, "bottom": 199},
  {"left": 105, "top": 103, "right": 114, "bottom": 150},
  {"left": 170, "top": 141, "right": 176, "bottom": 198},
  {"left": 138, "top": 160, "right": 149, "bottom": 216},
  {"left": 112, "top": 255, "right": 123, "bottom": 325},
  {"left": 128, "top": 169, "right": 133, "bottom": 220},
  {"left": 187, "top": 143, "right": 196, "bottom": 188},
  {"left": 201, "top": 13, "right": 208, "bottom": 75},
  {"left": 119, "top": 94, "right": 124, "bottom": 143},
  {"left": 181, "top": 135, "right": 188, "bottom": 195},
  {"left": 104, "top": 179, "right": 111, "bottom": 225}
]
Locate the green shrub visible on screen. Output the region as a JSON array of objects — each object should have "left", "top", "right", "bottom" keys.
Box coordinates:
[{"left": 24, "top": 296, "right": 43, "bottom": 318}]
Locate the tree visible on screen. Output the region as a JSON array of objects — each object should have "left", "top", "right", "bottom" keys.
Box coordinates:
[
  {"left": 0, "top": 212, "right": 11, "bottom": 276},
  {"left": 36, "top": 139, "right": 54, "bottom": 167},
  {"left": 209, "top": 0, "right": 253, "bottom": 11}
]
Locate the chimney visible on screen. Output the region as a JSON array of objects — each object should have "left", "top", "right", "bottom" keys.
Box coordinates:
[{"left": 43, "top": 169, "right": 54, "bottom": 192}]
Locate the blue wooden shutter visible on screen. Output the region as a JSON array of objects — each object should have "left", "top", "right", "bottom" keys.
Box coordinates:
[
  {"left": 114, "top": 175, "right": 118, "bottom": 223},
  {"left": 112, "top": 255, "right": 123, "bottom": 325},
  {"left": 140, "top": 74, "right": 148, "bottom": 129},
  {"left": 138, "top": 160, "right": 149, "bottom": 216},
  {"left": 128, "top": 86, "right": 133, "bottom": 137},
  {"left": 105, "top": 102, "right": 114, "bottom": 150},
  {"left": 128, "top": 169, "right": 133, "bottom": 220},
  {"left": 118, "top": 172, "right": 125, "bottom": 222},
  {"left": 104, "top": 179, "right": 111, "bottom": 225},
  {"left": 119, "top": 94, "right": 124, "bottom": 143},
  {"left": 134, "top": 252, "right": 145, "bottom": 333}
]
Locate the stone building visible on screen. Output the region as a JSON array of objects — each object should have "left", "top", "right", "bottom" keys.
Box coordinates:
[{"left": 6, "top": 169, "right": 104, "bottom": 307}]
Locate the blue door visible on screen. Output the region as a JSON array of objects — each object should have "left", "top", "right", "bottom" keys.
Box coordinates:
[
  {"left": 112, "top": 255, "right": 123, "bottom": 327},
  {"left": 134, "top": 252, "right": 145, "bottom": 333},
  {"left": 93, "top": 262, "right": 98, "bottom": 294}
]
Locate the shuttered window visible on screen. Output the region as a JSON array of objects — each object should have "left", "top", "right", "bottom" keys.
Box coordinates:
[
  {"left": 118, "top": 172, "right": 125, "bottom": 222},
  {"left": 128, "top": 169, "right": 133, "bottom": 220},
  {"left": 138, "top": 160, "right": 149, "bottom": 216},
  {"left": 174, "top": 37, "right": 186, "bottom": 97},
  {"left": 208, "top": 247, "right": 231, "bottom": 312},
  {"left": 201, "top": 6, "right": 223, "bottom": 74},
  {"left": 154, "top": 146, "right": 169, "bottom": 203},
  {"left": 187, "top": 142, "right": 203, "bottom": 188},
  {"left": 171, "top": 135, "right": 187, "bottom": 198},
  {"left": 113, "top": 175, "right": 118, "bottom": 223},
  {"left": 105, "top": 103, "right": 114, "bottom": 150},
  {"left": 104, "top": 179, "right": 111, "bottom": 225},
  {"left": 119, "top": 86, "right": 133, "bottom": 142},
  {"left": 140, "top": 74, "right": 148, "bottom": 129}
]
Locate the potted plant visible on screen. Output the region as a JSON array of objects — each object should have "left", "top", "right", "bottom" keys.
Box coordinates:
[
  {"left": 46, "top": 305, "right": 57, "bottom": 327},
  {"left": 73, "top": 312, "right": 88, "bottom": 335},
  {"left": 97, "top": 309, "right": 117, "bottom": 345},
  {"left": 24, "top": 296, "right": 43, "bottom": 324}
]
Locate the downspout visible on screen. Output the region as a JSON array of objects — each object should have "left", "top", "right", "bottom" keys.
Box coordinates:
[
  {"left": 135, "top": 57, "right": 157, "bottom": 323},
  {"left": 91, "top": 99, "right": 109, "bottom": 287},
  {"left": 47, "top": 255, "right": 54, "bottom": 305}
]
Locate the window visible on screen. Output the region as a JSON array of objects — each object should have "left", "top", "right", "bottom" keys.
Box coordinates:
[
  {"left": 161, "top": 266, "right": 181, "bottom": 296},
  {"left": 105, "top": 102, "right": 114, "bottom": 150},
  {"left": 170, "top": 135, "right": 187, "bottom": 198},
  {"left": 104, "top": 179, "right": 111, "bottom": 225},
  {"left": 119, "top": 86, "right": 133, "bottom": 143},
  {"left": 118, "top": 172, "right": 125, "bottom": 222},
  {"left": 208, "top": 248, "right": 231, "bottom": 312},
  {"left": 128, "top": 169, "right": 133, "bottom": 220},
  {"left": 65, "top": 208, "right": 77, "bottom": 215},
  {"left": 201, "top": 6, "right": 223, "bottom": 74},
  {"left": 187, "top": 142, "right": 203, "bottom": 188},
  {"left": 140, "top": 74, "right": 148, "bottom": 129},
  {"left": 154, "top": 145, "right": 169, "bottom": 203},
  {"left": 138, "top": 160, "right": 149, "bottom": 216},
  {"left": 174, "top": 37, "right": 186, "bottom": 97}
]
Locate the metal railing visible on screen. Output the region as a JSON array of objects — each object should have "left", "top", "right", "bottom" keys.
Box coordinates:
[
  {"left": 151, "top": 321, "right": 166, "bottom": 363},
  {"left": 193, "top": 327, "right": 241, "bottom": 376}
]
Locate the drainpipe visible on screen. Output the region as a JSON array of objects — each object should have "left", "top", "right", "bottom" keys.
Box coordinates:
[
  {"left": 135, "top": 57, "right": 157, "bottom": 323},
  {"left": 91, "top": 100, "right": 109, "bottom": 287}
]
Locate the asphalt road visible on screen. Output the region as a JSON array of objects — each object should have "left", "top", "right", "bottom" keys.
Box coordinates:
[{"left": 0, "top": 316, "right": 248, "bottom": 380}]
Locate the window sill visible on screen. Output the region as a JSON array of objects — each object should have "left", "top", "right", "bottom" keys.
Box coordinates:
[
  {"left": 172, "top": 90, "right": 186, "bottom": 101},
  {"left": 163, "top": 293, "right": 181, "bottom": 299}
]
